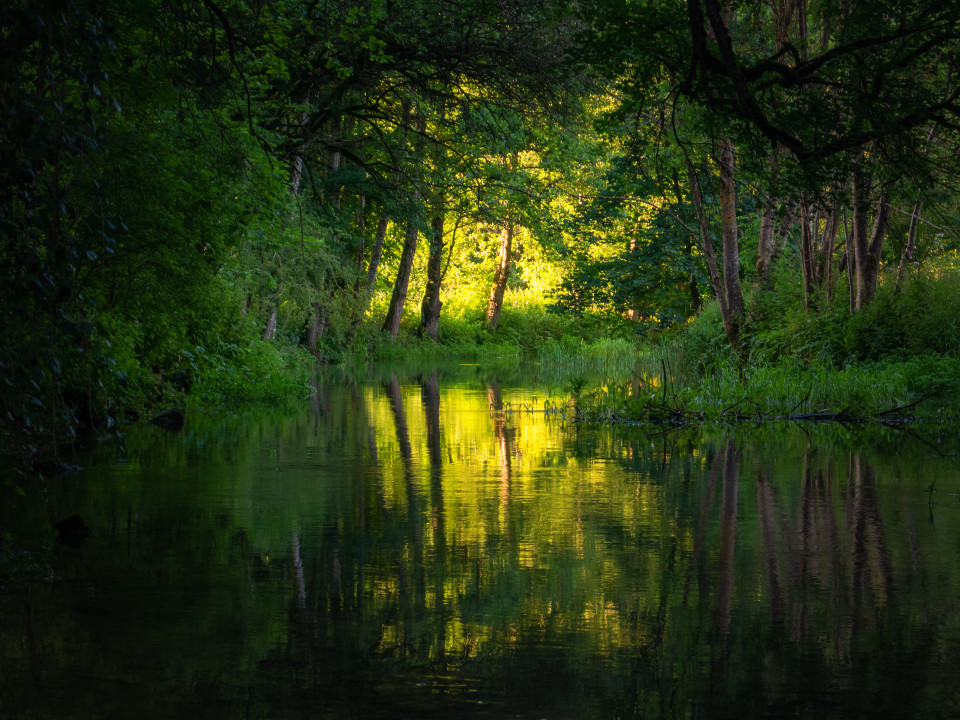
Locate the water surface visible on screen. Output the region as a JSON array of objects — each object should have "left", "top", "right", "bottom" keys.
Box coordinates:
[{"left": 4, "top": 366, "right": 960, "bottom": 718}]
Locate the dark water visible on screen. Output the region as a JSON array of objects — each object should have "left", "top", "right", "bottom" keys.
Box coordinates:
[{"left": 4, "top": 367, "right": 960, "bottom": 719}]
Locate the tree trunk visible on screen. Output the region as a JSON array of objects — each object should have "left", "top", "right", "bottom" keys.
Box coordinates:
[
  {"left": 306, "top": 303, "right": 327, "bottom": 360},
  {"left": 799, "top": 202, "right": 818, "bottom": 309},
  {"left": 894, "top": 195, "right": 922, "bottom": 294},
  {"left": 290, "top": 155, "right": 305, "bottom": 196},
  {"left": 262, "top": 310, "right": 277, "bottom": 341},
  {"left": 288, "top": 93, "right": 312, "bottom": 195},
  {"left": 302, "top": 120, "right": 344, "bottom": 358},
  {"left": 850, "top": 174, "right": 869, "bottom": 311},
  {"left": 628, "top": 235, "right": 641, "bottom": 321},
  {"left": 852, "top": 175, "right": 889, "bottom": 311},
  {"left": 818, "top": 208, "right": 839, "bottom": 302},
  {"left": 685, "top": 233, "right": 702, "bottom": 314},
  {"left": 419, "top": 212, "right": 445, "bottom": 341},
  {"left": 717, "top": 138, "right": 745, "bottom": 350},
  {"left": 685, "top": 143, "right": 744, "bottom": 353},
  {"left": 685, "top": 159, "right": 728, "bottom": 323},
  {"left": 485, "top": 221, "right": 514, "bottom": 330},
  {"left": 382, "top": 212, "right": 420, "bottom": 340},
  {"left": 381, "top": 107, "right": 423, "bottom": 340},
  {"left": 756, "top": 197, "right": 779, "bottom": 282},
  {"left": 419, "top": 105, "right": 447, "bottom": 342},
  {"left": 843, "top": 208, "right": 856, "bottom": 314}
]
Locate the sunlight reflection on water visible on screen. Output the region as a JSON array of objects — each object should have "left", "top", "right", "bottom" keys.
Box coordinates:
[{"left": 3, "top": 368, "right": 960, "bottom": 718}]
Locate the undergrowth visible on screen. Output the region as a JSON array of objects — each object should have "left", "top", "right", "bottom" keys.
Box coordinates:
[
  {"left": 188, "top": 337, "right": 316, "bottom": 406},
  {"left": 577, "top": 263, "right": 960, "bottom": 425},
  {"left": 573, "top": 354, "right": 960, "bottom": 425}
]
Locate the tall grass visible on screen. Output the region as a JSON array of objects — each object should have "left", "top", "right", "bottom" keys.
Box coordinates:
[
  {"left": 538, "top": 336, "right": 638, "bottom": 371},
  {"left": 577, "top": 263, "right": 960, "bottom": 424},
  {"left": 575, "top": 354, "right": 960, "bottom": 425},
  {"left": 678, "top": 357, "right": 958, "bottom": 419}
]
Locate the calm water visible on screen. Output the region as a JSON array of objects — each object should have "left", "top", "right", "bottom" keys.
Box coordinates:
[{"left": 4, "top": 366, "right": 960, "bottom": 719}]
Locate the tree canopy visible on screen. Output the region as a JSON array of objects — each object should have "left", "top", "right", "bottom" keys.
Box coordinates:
[{"left": 4, "top": 0, "right": 960, "bottom": 467}]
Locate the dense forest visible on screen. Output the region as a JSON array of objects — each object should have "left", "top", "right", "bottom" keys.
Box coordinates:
[{"left": 4, "top": 0, "right": 960, "bottom": 470}]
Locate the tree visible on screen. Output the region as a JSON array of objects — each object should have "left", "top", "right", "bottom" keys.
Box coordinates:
[{"left": 578, "top": 0, "right": 960, "bottom": 363}]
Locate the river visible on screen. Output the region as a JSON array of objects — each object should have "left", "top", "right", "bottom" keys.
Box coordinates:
[{"left": 3, "top": 365, "right": 960, "bottom": 718}]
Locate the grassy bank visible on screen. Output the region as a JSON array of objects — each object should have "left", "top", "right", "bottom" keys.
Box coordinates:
[
  {"left": 571, "top": 265, "right": 960, "bottom": 425},
  {"left": 573, "top": 351, "right": 960, "bottom": 425},
  {"left": 219, "top": 264, "right": 960, "bottom": 426}
]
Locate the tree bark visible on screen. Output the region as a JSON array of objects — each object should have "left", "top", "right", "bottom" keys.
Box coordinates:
[
  {"left": 799, "top": 201, "right": 818, "bottom": 309},
  {"left": 355, "top": 194, "right": 366, "bottom": 271},
  {"left": 843, "top": 207, "right": 856, "bottom": 314},
  {"left": 306, "top": 303, "right": 327, "bottom": 360},
  {"left": 756, "top": 197, "right": 779, "bottom": 282},
  {"left": 628, "top": 234, "right": 641, "bottom": 321},
  {"left": 685, "top": 159, "right": 728, "bottom": 323},
  {"left": 262, "top": 310, "right": 277, "bottom": 341},
  {"left": 419, "top": 212, "right": 445, "bottom": 341},
  {"left": 852, "top": 174, "right": 889, "bottom": 311},
  {"left": 850, "top": 174, "right": 869, "bottom": 311},
  {"left": 290, "top": 155, "right": 305, "bottom": 196},
  {"left": 485, "top": 221, "right": 514, "bottom": 330},
  {"left": 755, "top": 0, "right": 802, "bottom": 285},
  {"left": 686, "top": 231, "right": 702, "bottom": 314},
  {"left": 381, "top": 107, "right": 423, "bottom": 341},
  {"left": 382, "top": 212, "right": 419, "bottom": 340},
  {"left": 305, "top": 119, "right": 343, "bottom": 357},
  {"left": 684, "top": 143, "right": 744, "bottom": 353},
  {"left": 419, "top": 105, "right": 447, "bottom": 341},
  {"left": 717, "top": 138, "right": 745, "bottom": 350},
  {"left": 818, "top": 208, "right": 839, "bottom": 302},
  {"left": 894, "top": 195, "right": 922, "bottom": 294}
]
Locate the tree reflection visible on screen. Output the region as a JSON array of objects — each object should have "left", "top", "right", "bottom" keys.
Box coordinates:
[
  {"left": 716, "top": 440, "right": 740, "bottom": 635},
  {"left": 421, "top": 370, "right": 447, "bottom": 661},
  {"left": 487, "top": 379, "right": 516, "bottom": 512},
  {"left": 8, "top": 377, "right": 960, "bottom": 719}
]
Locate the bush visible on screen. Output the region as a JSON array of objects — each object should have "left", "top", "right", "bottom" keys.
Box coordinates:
[{"left": 189, "top": 338, "right": 315, "bottom": 406}]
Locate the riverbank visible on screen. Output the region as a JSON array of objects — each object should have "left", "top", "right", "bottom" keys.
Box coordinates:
[
  {"left": 11, "top": 266, "right": 960, "bottom": 481},
  {"left": 579, "top": 350, "right": 960, "bottom": 426}
]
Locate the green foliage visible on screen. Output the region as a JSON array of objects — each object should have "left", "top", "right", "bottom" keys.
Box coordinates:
[
  {"left": 539, "top": 336, "right": 638, "bottom": 372},
  {"left": 837, "top": 270, "right": 960, "bottom": 361},
  {"left": 0, "top": 0, "right": 319, "bottom": 469},
  {"left": 668, "top": 257, "right": 960, "bottom": 372},
  {"left": 636, "top": 261, "right": 960, "bottom": 423},
  {"left": 550, "top": 155, "right": 710, "bottom": 329},
  {"left": 189, "top": 339, "right": 315, "bottom": 406},
  {"left": 6, "top": 0, "right": 960, "bottom": 472},
  {"left": 744, "top": 265, "right": 960, "bottom": 365},
  {"left": 664, "top": 300, "right": 737, "bottom": 375},
  {"left": 489, "top": 302, "right": 579, "bottom": 352},
  {"left": 577, "top": 353, "right": 960, "bottom": 424}
]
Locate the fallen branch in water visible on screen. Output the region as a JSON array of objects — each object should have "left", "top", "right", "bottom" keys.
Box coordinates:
[
  {"left": 874, "top": 387, "right": 943, "bottom": 418},
  {"left": 781, "top": 407, "right": 852, "bottom": 422}
]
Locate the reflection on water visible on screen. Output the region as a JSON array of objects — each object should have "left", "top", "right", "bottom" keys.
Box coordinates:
[{"left": 3, "top": 368, "right": 960, "bottom": 719}]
